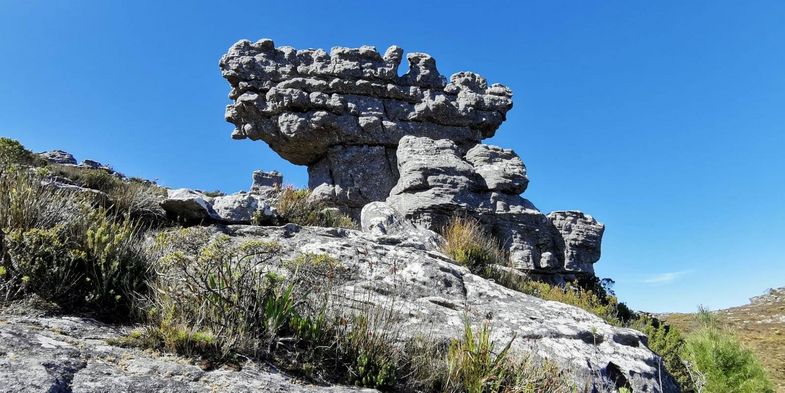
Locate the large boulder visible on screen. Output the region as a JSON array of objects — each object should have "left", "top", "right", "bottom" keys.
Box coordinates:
[
  {"left": 160, "top": 189, "right": 220, "bottom": 222},
  {"left": 211, "top": 192, "right": 273, "bottom": 224},
  {"left": 548, "top": 211, "right": 606, "bottom": 275},
  {"left": 360, "top": 201, "right": 443, "bottom": 251},
  {"left": 220, "top": 39, "right": 513, "bottom": 216},
  {"left": 184, "top": 225, "right": 678, "bottom": 392},
  {"left": 386, "top": 136, "right": 602, "bottom": 279}
]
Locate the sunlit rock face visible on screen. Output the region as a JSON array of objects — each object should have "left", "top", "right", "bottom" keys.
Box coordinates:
[
  {"left": 220, "top": 39, "right": 512, "bottom": 217},
  {"left": 220, "top": 39, "right": 604, "bottom": 281}
]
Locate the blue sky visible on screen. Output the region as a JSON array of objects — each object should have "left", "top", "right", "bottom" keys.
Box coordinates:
[{"left": 2, "top": 1, "right": 784, "bottom": 312}]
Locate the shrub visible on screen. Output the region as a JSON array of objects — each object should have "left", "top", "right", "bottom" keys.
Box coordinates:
[
  {"left": 81, "top": 208, "right": 149, "bottom": 316},
  {"left": 0, "top": 168, "right": 85, "bottom": 231},
  {"left": 441, "top": 216, "right": 505, "bottom": 272},
  {"left": 0, "top": 137, "right": 37, "bottom": 165},
  {"left": 0, "top": 168, "right": 150, "bottom": 318},
  {"left": 682, "top": 307, "right": 774, "bottom": 393},
  {"left": 47, "top": 164, "right": 123, "bottom": 194},
  {"left": 2, "top": 227, "right": 85, "bottom": 304},
  {"left": 272, "top": 186, "right": 356, "bottom": 229},
  {"left": 631, "top": 315, "right": 695, "bottom": 392},
  {"left": 446, "top": 320, "right": 514, "bottom": 392},
  {"left": 107, "top": 181, "right": 167, "bottom": 225}
]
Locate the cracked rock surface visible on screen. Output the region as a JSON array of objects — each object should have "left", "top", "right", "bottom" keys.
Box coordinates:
[
  {"left": 0, "top": 305, "right": 376, "bottom": 393},
  {"left": 195, "top": 224, "right": 677, "bottom": 392}
]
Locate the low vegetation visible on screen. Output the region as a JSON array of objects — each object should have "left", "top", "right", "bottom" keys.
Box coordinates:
[
  {"left": 662, "top": 307, "right": 777, "bottom": 393},
  {"left": 0, "top": 168, "right": 150, "bottom": 318},
  {"left": 441, "top": 216, "right": 505, "bottom": 272},
  {"left": 118, "top": 226, "right": 576, "bottom": 391},
  {"left": 266, "top": 186, "right": 356, "bottom": 229}
]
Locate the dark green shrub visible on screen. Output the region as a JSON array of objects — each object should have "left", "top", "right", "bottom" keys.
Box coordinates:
[
  {"left": 0, "top": 137, "right": 36, "bottom": 165},
  {"left": 0, "top": 168, "right": 151, "bottom": 318},
  {"left": 631, "top": 315, "right": 695, "bottom": 392},
  {"left": 683, "top": 308, "right": 774, "bottom": 393}
]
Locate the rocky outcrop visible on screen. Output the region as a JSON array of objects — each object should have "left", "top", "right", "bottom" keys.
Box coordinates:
[
  {"left": 548, "top": 211, "right": 606, "bottom": 275},
  {"left": 38, "top": 150, "right": 77, "bottom": 165},
  {"left": 0, "top": 306, "right": 375, "bottom": 393},
  {"left": 161, "top": 188, "right": 221, "bottom": 222},
  {"left": 359, "top": 201, "right": 443, "bottom": 252},
  {"left": 169, "top": 225, "right": 676, "bottom": 392},
  {"left": 384, "top": 136, "right": 604, "bottom": 279},
  {"left": 160, "top": 171, "right": 280, "bottom": 224},
  {"left": 220, "top": 39, "right": 513, "bottom": 217}
]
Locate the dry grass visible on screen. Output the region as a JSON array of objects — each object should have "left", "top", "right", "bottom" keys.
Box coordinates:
[{"left": 441, "top": 216, "right": 505, "bottom": 272}]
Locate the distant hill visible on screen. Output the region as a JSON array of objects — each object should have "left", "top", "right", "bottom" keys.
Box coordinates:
[{"left": 661, "top": 287, "right": 785, "bottom": 392}]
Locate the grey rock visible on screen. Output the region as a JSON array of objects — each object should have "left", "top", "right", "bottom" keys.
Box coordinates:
[
  {"left": 38, "top": 150, "right": 76, "bottom": 165},
  {"left": 386, "top": 136, "right": 600, "bottom": 279},
  {"left": 160, "top": 188, "right": 220, "bottom": 222},
  {"left": 0, "top": 310, "right": 376, "bottom": 393},
  {"left": 465, "top": 144, "right": 528, "bottom": 194},
  {"left": 220, "top": 39, "right": 512, "bottom": 215},
  {"left": 212, "top": 192, "right": 272, "bottom": 224},
  {"left": 308, "top": 145, "right": 399, "bottom": 218},
  {"left": 209, "top": 225, "right": 679, "bottom": 392},
  {"left": 548, "top": 211, "right": 605, "bottom": 274},
  {"left": 360, "top": 201, "right": 443, "bottom": 251},
  {"left": 80, "top": 159, "right": 110, "bottom": 170},
  {"left": 251, "top": 170, "right": 283, "bottom": 192}
]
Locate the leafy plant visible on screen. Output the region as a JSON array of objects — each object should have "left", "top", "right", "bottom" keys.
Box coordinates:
[
  {"left": 682, "top": 307, "right": 775, "bottom": 393},
  {"left": 0, "top": 137, "right": 37, "bottom": 165},
  {"left": 631, "top": 315, "right": 695, "bottom": 392}
]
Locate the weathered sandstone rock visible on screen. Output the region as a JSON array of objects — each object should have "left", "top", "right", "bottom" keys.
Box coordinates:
[
  {"left": 386, "top": 136, "right": 602, "bottom": 279},
  {"left": 548, "top": 211, "right": 606, "bottom": 275},
  {"left": 178, "top": 225, "right": 677, "bottom": 392},
  {"left": 160, "top": 188, "right": 220, "bottom": 222},
  {"left": 360, "top": 201, "right": 443, "bottom": 252},
  {"left": 0, "top": 308, "right": 375, "bottom": 393},
  {"left": 220, "top": 39, "right": 513, "bottom": 215}
]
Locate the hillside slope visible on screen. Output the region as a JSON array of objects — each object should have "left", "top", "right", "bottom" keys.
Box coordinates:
[{"left": 661, "top": 287, "right": 785, "bottom": 392}]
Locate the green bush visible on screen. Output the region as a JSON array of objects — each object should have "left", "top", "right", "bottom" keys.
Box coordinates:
[
  {"left": 682, "top": 308, "right": 774, "bottom": 393},
  {"left": 631, "top": 315, "right": 695, "bottom": 392},
  {"left": 0, "top": 137, "right": 36, "bottom": 165},
  {"left": 0, "top": 168, "right": 150, "bottom": 318}
]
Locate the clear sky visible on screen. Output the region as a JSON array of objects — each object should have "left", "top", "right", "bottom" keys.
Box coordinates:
[{"left": 2, "top": 1, "right": 784, "bottom": 312}]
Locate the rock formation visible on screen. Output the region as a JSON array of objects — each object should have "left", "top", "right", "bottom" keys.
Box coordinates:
[
  {"left": 220, "top": 39, "right": 513, "bottom": 217},
  {"left": 160, "top": 170, "right": 280, "bottom": 224},
  {"left": 220, "top": 39, "right": 605, "bottom": 281},
  {"left": 383, "top": 136, "right": 604, "bottom": 279}
]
